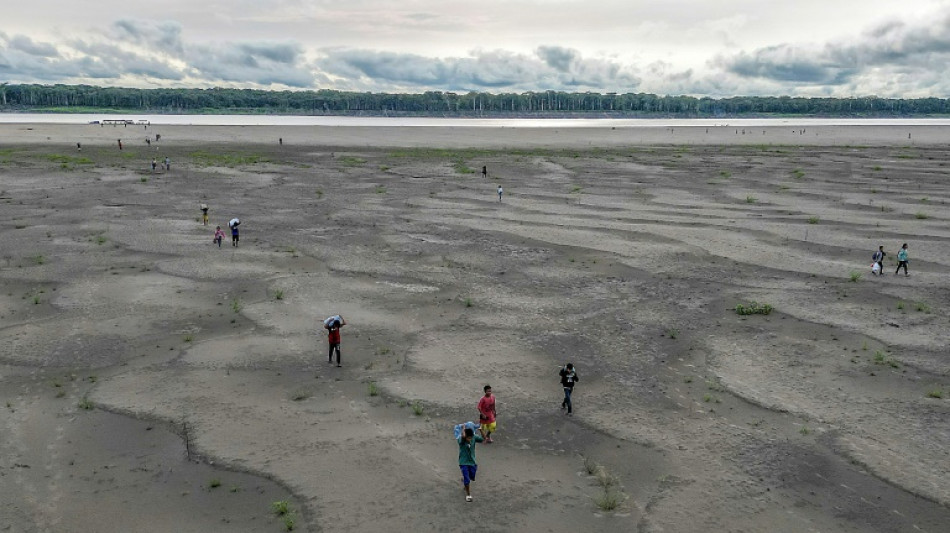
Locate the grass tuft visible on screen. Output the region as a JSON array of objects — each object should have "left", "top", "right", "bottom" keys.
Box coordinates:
[
  {"left": 807, "top": 216, "right": 820, "bottom": 224},
  {"left": 735, "top": 302, "right": 773, "bottom": 315},
  {"left": 849, "top": 271, "right": 862, "bottom": 282},
  {"left": 368, "top": 382, "right": 379, "bottom": 397},
  {"left": 411, "top": 400, "right": 424, "bottom": 416}
]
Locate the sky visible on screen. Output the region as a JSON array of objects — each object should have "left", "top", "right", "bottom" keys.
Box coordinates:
[{"left": 2, "top": 0, "right": 950, "bottom": 97}]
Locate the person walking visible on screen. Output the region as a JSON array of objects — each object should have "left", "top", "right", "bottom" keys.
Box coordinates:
[
  {"left": 151, "top": 158, "right": 157, "bottom": 172},
  {"left": 872, "top": 246, "right": 886, "bottom": 276},
  {"left": 213, "top": 226, "right": 225, "bottom": 247},
  {"left": 201, "top": 204, "right": 209, "bottom": 226},
  {"left": 229, "top": 218, "right": 240, "bottom": 247},
  {"left": 458, "top": 426, "right": 484, "bottom": 502},
  {"left": 324, "top": 315, "right": 346, "bottom": 367},
  {"left": 164, "top": 156, "right": 171, "bottom": 171},
  {"left": 497, "top": 186, "right": 503, "bottom": 202},
  {"left": 559, "top": 363, "right": 579, "bottom": 415},
  {"left": 477, "top": 385, "right": 496, "bottom": 443},
  {"left": 895, "top": 243, "right": 909, "bottom": 276}
]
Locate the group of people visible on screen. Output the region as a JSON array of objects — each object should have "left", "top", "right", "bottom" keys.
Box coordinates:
[
  {"left": 456, "top": 363, "right": 579, "bottom": 502},
  {"left": 201, "top": 205, "right": 241, "bottom": 247},
  {"left": 151, "top": 157, "right": 171, "bottom": 172},
  {"left": 871, "top": 243, "right": 911, "bottom": 276}
]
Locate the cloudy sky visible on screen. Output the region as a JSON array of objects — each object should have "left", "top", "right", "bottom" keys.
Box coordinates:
[{"left": 2, "top": 0, "right": 950, "bottom": 97}]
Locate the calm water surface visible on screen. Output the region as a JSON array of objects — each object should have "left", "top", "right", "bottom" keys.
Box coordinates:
[{"left": 2, "top": 113, "right": 950, "bottom": 128}]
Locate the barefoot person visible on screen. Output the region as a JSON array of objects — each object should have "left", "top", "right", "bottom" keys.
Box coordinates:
[
  {"left": 477, "top": 385, "right": 496, "bottom": 443},
  {"left": 458, "top": 426, "right": 484, "bottom": 502},
  {"left": 895, "top": 243, "right": 909, "bottom": 276},
  {"left": 324, "top": 315, "right": 346, "bottom": 367},
  {"left": 559, "top": 363, "right": 579, "bottom": 415}
]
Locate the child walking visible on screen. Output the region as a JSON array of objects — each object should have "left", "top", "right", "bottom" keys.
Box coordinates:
[
  {"left": 458, "top": 426, "right": 484, "bottom": 502},
  {"left": 213, "top": 226, "right": 225, "bottom": 247},
  {"left": 895, "top": 243, "right": 909, "bottom": 276}
]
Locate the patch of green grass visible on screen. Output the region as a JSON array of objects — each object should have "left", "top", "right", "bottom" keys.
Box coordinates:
[
  {"left": 453, "top": 160, "right": 475, "bottom": 174},
  {"left": 32, "top": 255, "right": 45, "bottom": 265},
  {"left": 368, "top": 382, "right": 379, "bottom": 396},
  {"left": 571, "top": 185, "right": 583, "bottom": 193},
  {"left": 735, "top": 302, "right": 773, "bottom": 315},
  {"left": 231, "top": 298, "right": 242, "bottom": 313},
  {"left": 594, "top": 489, "right": 623, "bottom": 511},
  {"left": 745, "top": 195, "right": 757, "bottom": 204},
  {"left": 411, "top": 400, "right": 424, "bottom": 416},
  {"left": 807, "top": 216, "right": 820, "bottom": 224},
  {"left": 849, "top": 271, "right": 862, "bottom": 282},
  {"left": 379, "top": 165, "right": 390, "bottom": 171},
  {"left": 897, "top": 301, "right": 905, "bottom": 310},
  {"left": 463, "top": 297, "right": 473, "bottom": 308},
  {"left": 315, "top": 188, "right": 323, "bottom": 198},
  {"left": 375, "top": 346, "right": 391, "bottom": 356},
  {"left": 340, "top": 156, "right": 366, "bottom": 167},
  {"left": 274, "top": 289, "right": 284, "bottom": 300},
  {"left": 140, "top": 176, "right": 148, "bottom": 183},
  {"left": 719, "top": 170, "right": 732, "bottom": 178},
  {"left": 583, "top": 456, "right": 599, "bottom": 475},
  {"left": 799, "top": 426, "right": 810, "bottom": 435},
  {"left": 208, "top": 479, "right": 222, "bottom": 489},
  {"left": 282, "top": 514, "right": 296, "bottom": 531},
  {"left": 272, "top": 501, "right": 291, "bottom": 516},
  {"left": 703, "top": 394, "right": 713, "bottom": 402},
  {"left": 183, "top": 334, "right": 193, "bottom": 342},
  {"left": 915, "top": 301, "right": 930, "bottom": 313},
  {"left": 374, "top": 185, "right": 386, "bottom": 194},
  {"left": 915, "top": 211, "right": 929, "bottom": 219},
  {"left": 926, "top": 389, "right": 944, "bottom": 399},
  {"left": 95, "top": 235, "right": 107, "bottom": 245},
  {"left": 666, "top": 328, "right": 679, "bottom": 339},
  {"left": 872, "top": 165, "right": 882, "bottom": 171},
  {"left": 33, "top": 295, "right": 41, "bottom": 305},
  {"left": 77, "top": 398, "right": 94, "bottom": 410},
  {"left": 791, "top": 168, "right": 805, "bottom": 179},
  {"left": 920, "top": 197, "right": 929, "bottom": 203},
  {"left": 190, "top": 151, "right": 270, "bottom": 167},
  {"left": 683, "top": 376, "right": 693, "bottom": 383}
]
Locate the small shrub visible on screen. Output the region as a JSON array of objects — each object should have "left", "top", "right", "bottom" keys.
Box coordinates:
[
  {"left": 140, "top": 177, "right": 148, "bottom": 183},
  {"left": 914, "top": 211, "right": 929, "bottom": 220},
  {"left": 745, "top": 195, "right": 757, "bottom": 204},
  {"left": 583, "top": 456, "right": 599, "bottom": 475},
  {"left": 77, "top": 398, "right": 94, "bottom": 410},
  {"left": 274, "top": 289, "right": 284, "bottom": 300},
  {"left": 872, "top": 165, "right": 882, "bottom": 171},
  {"left": 231, "top": 298, "right": 242, "bottom": 313},
  {"left": 666, "top": 328, "right": 679, "bottom": 339},
  {"left": 897, "top": 301, "right": 905, "bottom": 310},
  {"left": 915, "top": 301, "right": 930, "bottom": 313},
  {"left": 926, "top": 389, "right": 944, "bottom": 399},
  {"left": 807, "top": 216, "right": 820, "bottom": 224},
  {"left": 33, "top": 255, "right": 45, "bottom": 265},
  {"left": 33, "top": 296, "right": 41, "bottom": 305},
  {"left": 594, "top": 489, "right": 623, "bottom": 511},
  {"left": 375, "top": 185, "right": 386, "bottom": 194},
  {"left": 735, "top": 302, "right": 773, "bottom": 315},
  {"left": 315, "top": 188, "right": 324, "bottom": 198},
  {"left": 799, "top": 426, "right": 810, "bottom": 435},
  {"left": 208, "top": 479, "right": 222, "bottom": 489},
  {"left": 96, "top": 235, "right": 107, "bottom": 245},
  {"left": 571, "top": 185, "right": 583, "bottom": 193},
  {"left": 463, "top": 297, "right": 473, "bottom": 308},
  {"left": 368, "top": 382, "right": 379, "bottom": 396},
  {"left": 411, "top": 400, "right": 424, "bottom": 416},
  {"left": 683, "top": 376, "right": 693, "bottom": 383},
  {"left": 849, "top": 271, "right": 862, "bottom": 282},
  {"left": 271, "top": 501, "right": 291, "bottom": 516},
  {"left": 282, "top": 514, "right": 296, "bottom": 531},
  {"left": 55, "top": 390, "right": 66, "bottom": 398},
  {"left": 703, "top": 394, "right": 713, "bottom": 403},
  {"left": 183, "top": 334, "right": 193, "bottom": 342}
]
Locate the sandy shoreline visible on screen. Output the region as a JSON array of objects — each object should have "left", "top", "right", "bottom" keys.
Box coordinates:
[{"left": 1, "top": 123, "right": 948, "bottom": 532}]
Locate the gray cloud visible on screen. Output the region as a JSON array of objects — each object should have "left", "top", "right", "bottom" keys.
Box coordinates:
[
  {"left": 187, "top": 41, "right": 313, "bottom": 87},
  {"left": 9, "top": 35, "right": 59, "bottom": 58},
  {"left": 719, "top": 12, "right": 950, "bottom": 91},
  {"left": 318, "top": 46, "right": 639, "bottom": 92},
  {"left": 112, "top": 19, "right": 185, "bottom": 56}
]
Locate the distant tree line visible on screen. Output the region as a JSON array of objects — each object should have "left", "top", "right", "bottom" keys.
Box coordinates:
[{"left": 2, "top": 83, "right": 949, "bottom": 117}]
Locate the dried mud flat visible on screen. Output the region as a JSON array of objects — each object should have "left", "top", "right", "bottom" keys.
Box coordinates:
[{"left": 1, "top": 123, "right": 949, "bottom": 532}]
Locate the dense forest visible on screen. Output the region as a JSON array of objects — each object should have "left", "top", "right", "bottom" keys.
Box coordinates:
[{"left": 2, "top": 84, "right": 950, "bottom": 117}]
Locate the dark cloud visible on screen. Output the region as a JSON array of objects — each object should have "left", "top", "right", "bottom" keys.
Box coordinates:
[
  {"left": 318, "top": 47, "right": 639, "bottom": 91},
  {"left": 719, "top": 13, "right": 950, "bottom": 89},
  {"left": 187, "top": 41, "right": 313, "bottom": 87},
  {"left": 112, "top": 19, "right": 185, "bottom": 56},
  {"left": 536, "top": 46, "right": 578, "bottom": 72},
  {"left": 9, "top": 35, "right": 59, "bottom": 58}
]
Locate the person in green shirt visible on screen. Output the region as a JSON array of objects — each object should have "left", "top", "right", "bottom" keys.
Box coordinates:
[
  {"left": 458, "top": 427, "right": 484, "bottom": 502},
  {"left": 895, "top": 243, "right": 909, "bottom": 276}
]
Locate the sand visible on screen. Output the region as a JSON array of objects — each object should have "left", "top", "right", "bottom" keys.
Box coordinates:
[{"left": 1, "top": 122, "right": 948, "bottom": 532}]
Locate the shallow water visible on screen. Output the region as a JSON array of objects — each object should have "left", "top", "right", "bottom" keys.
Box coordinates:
[{"left": 3, "top": 112, "right": 950, "bottom": 127}]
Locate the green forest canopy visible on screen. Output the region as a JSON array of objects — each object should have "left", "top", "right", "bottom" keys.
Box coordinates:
[{"left": 2, "top": 84, "right": 949, "bottom": 117}]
